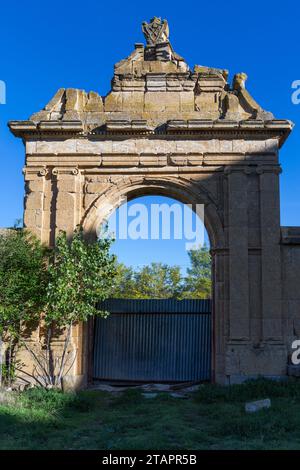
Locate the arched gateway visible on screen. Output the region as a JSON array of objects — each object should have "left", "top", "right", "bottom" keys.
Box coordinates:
[{"left": 9, "top": 18, "right": 300, "bottom": 387}]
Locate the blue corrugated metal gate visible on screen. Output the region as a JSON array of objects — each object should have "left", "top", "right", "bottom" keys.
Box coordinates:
[{"left": 93, "top": 299, "right": 211, "bottom": 382}]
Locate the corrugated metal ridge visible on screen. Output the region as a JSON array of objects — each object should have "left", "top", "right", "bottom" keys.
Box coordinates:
[{"left": 97, "top": 298, "right": 211, "bottom": 314}]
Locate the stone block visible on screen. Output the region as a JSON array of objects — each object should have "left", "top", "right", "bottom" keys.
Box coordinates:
[
  {"left": 228, "top": 227, "right": 248, "bottom": 248},
  {"left": 24, "top": 208, "right": 43, "bottom": 228},
  {"left": 37, "top": 139, "right": 77, "bottom": 154},
  {"left": 45, "top": 88, "right": 65, "bottom": 112},
  {"left": 218, "top": 140, "right": 233, "bottom": 152},
  {"left": 25, "top": 192, "right": 43, "bottom": 210},
  {"left": 166, "top": 80, "right": 183, "bottom": 91},
  {"left": 122, "top": 91, "right": 144, "bottom": 112},
  {"left": 86, "top": 112, "right": 105, "bottom": 126},
  {"left": 245, "top": 399, "right": 271, "bottom": 413},
  {"left": 188, "top": 156, "right": 203, "bottom": 166},
  {"left": 121, "top": 80, "right": 145, "bottom": 92},
  {"left": 287, "top": 365, "right": 300, "bottom": 377},
  {"left": 142, "top": 393, "right": 158, "bottom": 399},
  {"left": 112, "top": 140, "right": 137, "bottom": 154},
  {"left": 146, "top": 74, "right": 167, "bottom": 92},
  {"left": 26, "top": 141, "right": 37, "bottom": 154},
  {"left": 169, "top": 156, "right": 188, "bottom": 166},
  {"left": 65, "top": 88, "right": 87, "bottom": 111},
  {"left": 62, "top": 110, "right": 81, "bottom": 121},
  {"left": 27, "top": 179, "right": 44, "bottom": 192},
  {"left": 86, "top": 182, "right": 109, "bottom": 194},
  {"left": 195, "top": 92, "right": 220, "bottom": 118},
  {"left": 139, "top": 156, "right": 167, "bottom": 166},
  {"left": 56, "top": 192, "right": 76, "bottom": 211},
  {"left": 148, "top": 60, "right": 180, "bottom": 73},
  {"left": 136, "top": 139, "right": 174, "bottom": 155},
  {"left": 102, "top": 155, "right": 139, "bottom": 166},
  {"left": 231, "top": 140, "right": 253, "bottom": 153},
  {"left": 40, "top": 209, "right": 51, "bottom": 228},
  {"left": 294, "top": 319, "right": 300, "bottom": 336},
  {"left": 104, "top": 92, "right": 123, "bottom": 112},
  {"left": 64, "top": 89, "right": 77, "bottom": 111},
  {"left": 248, "top": 228, "right": 261, "bottom": 246},
  {"left": 183, "top": 80, "right": 195, "bottom": 91},
  {"left": 85, "top": 91, "right": 103, "bottom": 112},
  {"left": 179, "top": 91, "right": 194, "bottom": 112},
  {"left": 55, "top": 210, "right": 76, "bottom": 231},
  {"left": 265, "top": 138, "right": 278, "bottom": 153},
  {"left": 262, "top": 318, "right": 282, "bottom": 340},
  {"left": 226, "top": 344, "right": 287, "bottom": 377},
  {"left": 31, "top": 110, "right": 51, "bottom": 122},
  {"left": 144, "top": 92, "right": 180, "bottom": 112},
  {"left": 175, "top": 140, "right": 215, "bottom": 153},
  {"left": 84, "top": 193, "right": 98, "bottom": 209},
  {"left": 57, "top": 177, "right": 77, "bottom": 193},
  {"left": 76, "top": 139, "right": 112, "bottom": 154}
]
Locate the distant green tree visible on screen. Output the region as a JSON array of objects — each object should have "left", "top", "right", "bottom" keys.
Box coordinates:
[
  {"left": 111, "top": 246, "right": 212, "bottom": 300},
  {"left": 112, "top": 263, "right": 136, "bottom": 298},
  {"left": 112, "top": 262, "right": 183, "bottom": 299},
  {"left": 133, "top": 263, "right": 182, "bottom": 299},
  {"left": 181, "top": 245, "right": 211, "bottom": 299}
]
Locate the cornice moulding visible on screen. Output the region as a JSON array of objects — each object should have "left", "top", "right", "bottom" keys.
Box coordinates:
[{"left": 8, "top": 119, "right": 293, "bottom": 147}]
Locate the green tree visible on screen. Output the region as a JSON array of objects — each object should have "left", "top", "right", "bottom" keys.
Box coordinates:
[
  {"left": 134, "top": 263, "right": 182, "bottom": 299},
  {"left": 44, "top": 228, "right": 117, "bottom": 386},
  {"left": 135, "top": 263, "right": 182, "bottom": 299},
  {"left": 112, "top": 262, "right": 183, "bottom": 299},
  {"left": 112, "top": 263, "right": 136, "bottom": 298},
  {"left": 0, "top": 228, "right": 48, "bottom": 385},
  {"left": 112, "top": 247, "right": 212, "bottom": 300},
  {"left": 0, "top": 226, "right": 117, "bottom": 389},
  {"left": 181, "top": 245, "right": 212, "bottom": 299}
]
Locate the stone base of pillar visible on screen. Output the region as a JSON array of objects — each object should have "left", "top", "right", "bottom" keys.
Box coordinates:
[
  {"left": 224, "top": 342, "right": 287, "bottom": 383},
  {"left": 61, "top": 374, "right": 87, "bottom": 392}
]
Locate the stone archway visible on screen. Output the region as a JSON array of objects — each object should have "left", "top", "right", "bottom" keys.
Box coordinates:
[
  {"left": 81, "top": 175, "right": 225, "bottom": 383},
  {"left": 9, "top": 18, "right": 298, "bottom": 387},
  {"left": 82, "top": 175, "right": 224, "bottom": 250}
]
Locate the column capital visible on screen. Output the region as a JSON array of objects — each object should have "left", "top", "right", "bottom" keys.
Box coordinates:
[
  {"left": 23, "top": 166, "right": 48, "bottom": 179},
  {"left": 52, "top": 167, "right": 79, "bottom": 177}
]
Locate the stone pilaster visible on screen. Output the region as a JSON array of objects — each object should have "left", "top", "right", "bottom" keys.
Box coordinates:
[
  {"left": 226, "top": 169, "right": 250, "bottom": 341},
  {"left": 23, "top": 167, "right": 47, "bottom": 240},
  {"left": 52, "top": 167, "right": 82, "bottom": 239},
  {"left": 259, "top": 167, "right": 283, "bottom": 341},
  {"left": 212, "top": 249, "right": 228, "bottom": 383}
]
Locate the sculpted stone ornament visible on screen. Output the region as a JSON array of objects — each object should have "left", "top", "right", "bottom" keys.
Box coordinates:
[
  {"left": 142, "top": 17, "right": 184, "bottom": 63},
  {"left": 142, "top": 17, "right": 169, "bottom": 45},
  {"left": 233, "top": 72, "right": 248, "bottom": 91}
]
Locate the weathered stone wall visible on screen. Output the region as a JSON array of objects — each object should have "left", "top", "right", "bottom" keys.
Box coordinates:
[{"left": 281, "top": 228, "right": 300, "bottom": 359}]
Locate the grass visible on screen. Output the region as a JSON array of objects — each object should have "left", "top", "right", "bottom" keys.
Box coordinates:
[{"left": 1, "top": 379, "right": 300, "bottom": 449}]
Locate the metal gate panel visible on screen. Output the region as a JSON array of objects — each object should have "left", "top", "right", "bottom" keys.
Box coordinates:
[{"left": 93, "top": 299, "right": 211, "bottom": 382}]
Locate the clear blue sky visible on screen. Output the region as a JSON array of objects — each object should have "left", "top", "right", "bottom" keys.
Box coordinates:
[
  {"left": 106, "top": 196, "right": 209, "bottom": 270},
  {"left": 0, "top": 0, "right": 299, "bottom": 268}
]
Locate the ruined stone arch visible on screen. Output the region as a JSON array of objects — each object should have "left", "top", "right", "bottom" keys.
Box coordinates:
[
  {"left": 82, "top": 175, "right": 225, "bottom": 251},
  {"left": 10, "top": 17, "right": 300, "bottom": 387}
]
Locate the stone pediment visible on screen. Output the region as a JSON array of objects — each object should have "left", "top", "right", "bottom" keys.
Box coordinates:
[{"left": 9, "top": 18, "right": 292, "bottom": 144}]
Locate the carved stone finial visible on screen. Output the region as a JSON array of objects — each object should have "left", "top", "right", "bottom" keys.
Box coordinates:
[
  {"left": 233, "top": 72, "right": 248, "bottom": 91},
  {"left": 142, "top": 17, "right": 169, "bottom": 45}
]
